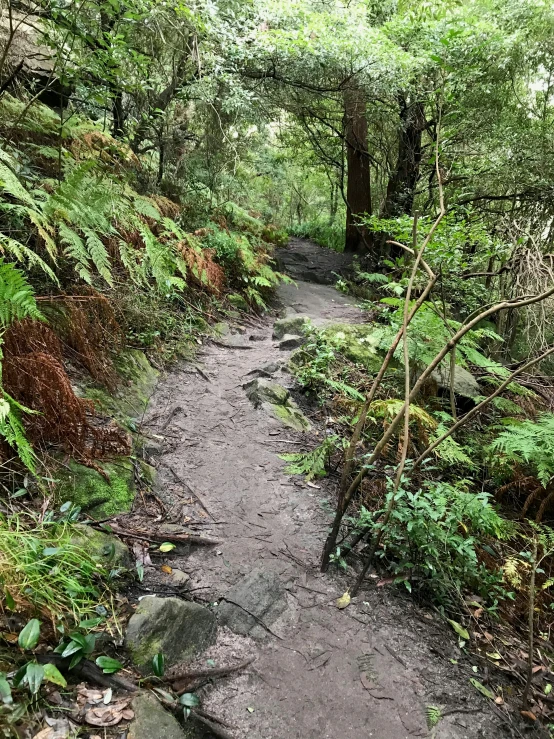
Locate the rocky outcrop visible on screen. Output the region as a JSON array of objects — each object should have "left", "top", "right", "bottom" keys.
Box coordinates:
[
  {"left": 272, "top": 315, "right": 311, "bottom": 340},
  {"left": 431, "top": 365, "right": 481, "bottom": 399},
  {"left": 71, "top": 523, "right": 131, "bottom": 569},
  {"left": 243, "top": 378, "right": 310, "bottom": 431},
  {"left": 125, "top": 596, "right": 217, "bottom": 670},
  {"left": 218, "top": 568, "right": 286, "bottom": 639},
  {"left": 278, "top": 334, "right": 304, "bottom": 349},
  {"left": 129, "top": 693, "right": 205, "bottom": 739}
]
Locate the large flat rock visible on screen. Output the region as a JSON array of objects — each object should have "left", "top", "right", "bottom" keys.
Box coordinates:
[{"left": 125, "top": 596, "right": 216, "bottom": 670}]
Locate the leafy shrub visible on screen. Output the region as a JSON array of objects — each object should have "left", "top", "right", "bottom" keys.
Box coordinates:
[
  {"left": 361, "top": 478, "right": 511, "bottom": 606},
  {"left": 489, "top": 413, "right": 554, "bottom": 487},
  {"left": 0, "top": 513, "right": 114, "bottom": 624},
  {"left": 291, "top": 219, "right": 345, "bottom": 252}
]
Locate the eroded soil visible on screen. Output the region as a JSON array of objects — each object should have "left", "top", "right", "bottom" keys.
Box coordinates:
[{"left": 141, "top": 240, "right": 523, "bottom": 739}]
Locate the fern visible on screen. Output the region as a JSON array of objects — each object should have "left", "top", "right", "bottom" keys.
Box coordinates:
[
  {"left": 0, "top": 260, "right": 42, "bottom": 328},
  {"left": 426, "top": 706, "right": 442, "bottom": 728},
  {"left": 489, "top": 414, "right": 554, "bottom": 486},
  {"left": 280, "top": 436, "right": 340, "bottom": 480},
  {"left": 0, "top": 392, "right": 37, "bottom": 472}
]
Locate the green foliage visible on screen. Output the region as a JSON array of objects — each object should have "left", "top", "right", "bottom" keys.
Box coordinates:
[
  {"left": 291, "top": 220, "right": 345, "bottom": 252},
  {"left": 426, "top": 706, "right": 442, "bottom": 729},
  {"left": 0, "top": 513, "right": 114, "bottom": 625},
  {"left": 362, "top": 478, "right": 512, "bottom": 606},
  {"left": 280, "top": 435, "right": 341, "bottom": 480},
  {"left": 489, "top": 414, "right": 554, "bottom": 487}
]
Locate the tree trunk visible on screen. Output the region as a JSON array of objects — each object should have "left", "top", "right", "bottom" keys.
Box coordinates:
[
  {"left": 343, "top": 87, "right": 372, "bottom": 253},
  {"left": 382, "top": 97, "right": 426, "bottom": 219}
]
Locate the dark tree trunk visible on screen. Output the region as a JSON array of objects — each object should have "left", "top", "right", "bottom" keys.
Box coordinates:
[
  {"left": 382, "top": 97, "right": 426, "bottom": 219},
  {"left": 343, "top": 87, "right": 372, "bottom": 254},
  {"left": 112, "top": 90, "right": 125, "bottom": 139}
]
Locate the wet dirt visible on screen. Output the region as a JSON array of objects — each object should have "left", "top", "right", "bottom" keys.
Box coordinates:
[{"left": 141, "top": 241, "right": 523, "bottom": 739}]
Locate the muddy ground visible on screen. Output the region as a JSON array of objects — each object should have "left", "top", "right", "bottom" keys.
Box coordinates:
[{"left": 140, "top": 240, "right": 533, "bottom": 739}]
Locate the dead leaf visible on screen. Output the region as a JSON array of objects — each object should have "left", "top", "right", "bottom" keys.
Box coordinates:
[
  {"left": 161, "top": 565, "right": 173, "bottom": 574},
  {"left": 473, "top": 608, "right": 484, "bottom": 619},
  {"left": 2, "top": 632, "right": 18, "bottom": 643},
  {"left": 532, "top": 665, "right": 544, "bottom": 674},
  {"left": 377, "top": 577, "right": 395, "bottom": 587},
  {"left": 336, "top": 592, "right": 351, "bottom": 609},
  {"left": 306, "top": 482, "right": 320, "bottom": 489},
  {"left": 85, "top": 699, "right": 133, "bottom": 727},
  {"left": 495, "top": 696, "right": 504, "bottom": 705},
  {"left": 520, "top": 710, "right": 537, "bottom": 722}
]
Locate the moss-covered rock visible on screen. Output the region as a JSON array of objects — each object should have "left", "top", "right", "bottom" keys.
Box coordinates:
[
  {"left": 244, "top": 379, "right": 311, "bottom": 431},
  {"left": 129, "top": 693, "right": 204, "bottom": 739},
  {"left": 71, "top": 523, "right": 131, "bottom": 568},
  {"left": 319, "top": 323, "right": 386, "bottom": 372},
  {"left": 125, "top": 596, "right": 217, "bottom": 670},
  {"left": 56, "top": 458, "right": 156, "bottom": 519},
  {"left": 272, "top": 315, "right": 311, "bottom": 340},
  {"left": 85, "top": 348, "right": 159, "bottom": 430}
]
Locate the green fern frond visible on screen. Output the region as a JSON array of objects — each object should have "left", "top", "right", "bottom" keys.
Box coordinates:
[
  {"left": 280, "top": 436, "right": 340, "bottom": 480},
  {"left": 0, "top": 259, "right": 43, "bottom": 327},
  {"left": 0, "top": 391, "right": 37, "bottom": 472},
  {"left": 0, "top": 159, "right": 37, "bottom": 208},
  {"left": 489, "top": 414, "right": 554, "bottom": 486},
  {"left": 426, "top": 706, "right": 442, "bottom": 728},
  {"left": 0, "top": 234, "right": 58, "bottom": 283}
]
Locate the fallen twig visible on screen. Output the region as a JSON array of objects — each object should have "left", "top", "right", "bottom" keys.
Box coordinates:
[
  {"left": 170, "top": 657, "right": 254, "bottom": 694},
  {"left": 220, "top": 597, "right": 283, "bottom": 640},
  {"left": 36, "top": 655, "right": 137, "bottom": 692},
  {"left": 168, "top": 465, "right": 216, "bottom": 521},
  {"left": 191, "top": 712, "right": 235, "bottom": 739},
  {"left": 100, "top": 522, "right": 220, "bottom": 546}
]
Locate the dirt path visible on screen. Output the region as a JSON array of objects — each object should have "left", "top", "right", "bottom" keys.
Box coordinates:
[{"left": 143, "top": 240, "right": 511, "bottom": 739}]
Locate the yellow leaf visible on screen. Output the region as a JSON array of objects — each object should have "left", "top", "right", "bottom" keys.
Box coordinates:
[
  {"left": 336, "top": 592, "right": 351, "bottom": 610},
  {"left": 161, "top": 565, "right": 172, "bottom": 574}
]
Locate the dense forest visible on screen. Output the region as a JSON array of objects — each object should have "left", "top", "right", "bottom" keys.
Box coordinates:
[{"left": 2, "top": 0, "right": 554, "bottom": 736}]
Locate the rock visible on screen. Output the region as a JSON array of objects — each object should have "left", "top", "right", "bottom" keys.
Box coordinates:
[
  {"left": 278, "top": 334, "right": 304, "bottom": 350},
  {"left": 212, "top": 321, "right": 230, "bottom": 337},
  {"left": 129, "top": 693, "right": 204, "bottom": 739},
  {"left": 318, "top": 323, "right": 386, "bottom": 372},
  {"left": 260, "top": 362, "right": 281, "bottom": 374},
  {"left": 218, "top": 568, "right": 286, "bottom": 638},
  {"left": 56, "top": 458, "right": 137, "bottom": 519},
  {"left": 125, "top": 596, "right": 216, "bottom": 670},
  {"left": 272, "top": 315, "right": 311, "bottom": 340},
  {"left": 243, "top": 378, "right": 311, "bottom": 431},
  {"left": 245, "top": 378, "right": 289, "bottom": 406},
  {"left": 71, "top": 524, "right": 131, "bottom": 569},
  {"left": 85, "top": 348, "right": 159, "bottom": 429},
  {"left": 432, "top": 365, "right": 480, "bottom": 399},
  {"left": 169, "top": 569, "right": 190, "bottom": 586}
]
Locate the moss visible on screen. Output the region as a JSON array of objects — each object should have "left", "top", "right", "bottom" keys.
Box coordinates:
[
  {"left": 267, "top": 401, "right": 311, "bottom": 432},
  {"left": 321, "top": 323, "right": 388, "bottom": 373},
  {"left": 56, "top": 458, "right": 136, "bottom": 518},
  {"left": 71, "top": 523, "right": 131, "bottom": 568},
  {"left": 128, "top": 634, "right": 163, "bottom": 667},
  {"left": 84, "top": 348, "right": 159, "bottom": 430}
]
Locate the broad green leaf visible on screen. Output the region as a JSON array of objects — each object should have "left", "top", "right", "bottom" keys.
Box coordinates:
[
  {"left": 159, "top": 542, "right": 176, "bottom": 552},
  {"left": 179, "top": 693, "right": 200, "bottom": 708},
  {"left": 447, "top": 620, "right": 469, "bottom": 641},
  {"left": 95, "top": 656, "right": 124, "bottom": 674},
  {"left": 469, "top": 678, "right": 495, "bottom": 700},
  {"left": 26, "top": 662, "right": 44, "bottom": 694},
  {"left": 152, "top": 653, "right": 165, "bottom": 677},
  {"left": 0, "top": 674, "right": 12, "bottom": 704},
  {"left": 43, "top": 663, "right": 67, "bottom": 687},
  {"left": 18, "top": 619, "right": 41, "bottom": 650}
]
